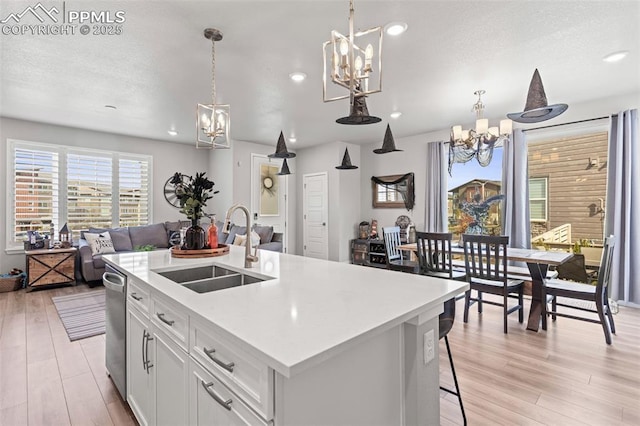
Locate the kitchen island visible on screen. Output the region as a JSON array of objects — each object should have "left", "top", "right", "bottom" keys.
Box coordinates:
[{"left": 104, "top": 245, "right": 468, "bottom": 425}]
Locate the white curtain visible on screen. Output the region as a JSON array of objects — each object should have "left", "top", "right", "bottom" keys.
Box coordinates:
[
  {"left": 424, "top": 141, "right": 447, "bottom": 232},
  {"left": 501, "top": 130, "right": 531, "bottom": 248},
  {"left": 605, "top": 109, "right": 639, "bottom": 305}
]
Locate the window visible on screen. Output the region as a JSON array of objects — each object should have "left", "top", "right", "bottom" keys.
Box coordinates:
[
  {"left": 371, "top": 174, "right": 415, "bottom": 209},
  {"left": 529, "top": 177, "right": 548, "bottom": 221},
  {"left": 7, "top": 140, "right": 152, "bottom": 249}
]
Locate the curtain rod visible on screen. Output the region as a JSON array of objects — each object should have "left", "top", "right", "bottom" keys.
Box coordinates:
[{"left": 522, "top": 115, "right": 610, "bottom": 132}]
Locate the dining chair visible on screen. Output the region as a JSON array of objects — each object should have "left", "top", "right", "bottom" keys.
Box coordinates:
[
  {"left": 382, "top": 226, "right": 418, "bottom": 273},
  {"left": 415, "top": 232, "right": 466, "bottom": 423},
  {"left": 462, "top": 234, "right": 524, "bottom": 334},
  {"left": 415, "top": 232, "right": 466, "bottom": 281},
  {"left": 545, "top": 235, "right": 616, "bottom": 344}
]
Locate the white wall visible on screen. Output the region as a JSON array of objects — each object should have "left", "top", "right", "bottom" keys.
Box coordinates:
[
  {"left": 0, "top": 117, "right": 209, "bottom": 272},
  {"left": 295, "top": 141, "right": 360, "bottom": 262}
]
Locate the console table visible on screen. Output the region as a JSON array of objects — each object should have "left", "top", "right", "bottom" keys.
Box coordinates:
[{"left": 25, "top": 247, "right": 77, "bottom": 291}]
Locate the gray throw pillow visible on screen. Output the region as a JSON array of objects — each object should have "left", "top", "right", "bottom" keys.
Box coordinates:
[
  {"left": 88, "top": 227, "right": 133, "bottom": 252},
  {"left": 129, "top": 223, "right": 169, "bottom": 248},
  {"left": 225, "top": 225, "right": 246, "bottom": 245},
  {"left": 252, "top": 224, "right": 274, "bottom": 244}
]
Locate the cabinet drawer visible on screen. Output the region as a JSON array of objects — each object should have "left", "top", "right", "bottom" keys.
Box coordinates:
[
  {"left": 190, "top": 358, "right": 268, "bottom": 426},
  {"left": 151, "top": 294, "right": 188, "bottom": 350},
  {"left": 128, "top": 278, "right": 150, "bottom": 316},
  {"left": 191, "top": 319, "right": 273, "bottom": 420}
]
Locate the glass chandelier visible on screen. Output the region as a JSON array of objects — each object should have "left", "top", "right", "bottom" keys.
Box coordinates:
[
  {"left": 451, "top": 90, "right": 512, "bottom": 148},
  {"left": 196, "top": 28, "right": 230, "bottom": 149},
  {"left": 322, "top": 0, "right": 383, "bottom": 124}
]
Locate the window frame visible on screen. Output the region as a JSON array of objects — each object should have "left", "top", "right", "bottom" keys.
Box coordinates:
[
  {"left": 528, "top": 176, "right": 549, "bottom": 222},
  {"left": 371, "top": 174, "right": 413, "bottom": 209},
  {"left": 6, "top": 139, "right": 153, "bottom": 252}
]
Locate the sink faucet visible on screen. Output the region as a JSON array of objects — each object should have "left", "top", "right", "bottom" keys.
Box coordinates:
[{"left": 223, "top": 203, "right": 258, "bottom": 268}]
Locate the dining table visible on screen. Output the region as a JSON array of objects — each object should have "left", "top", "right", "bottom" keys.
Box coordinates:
[{"left": 397, "top": 242, "right": 574, "bottom": 332}]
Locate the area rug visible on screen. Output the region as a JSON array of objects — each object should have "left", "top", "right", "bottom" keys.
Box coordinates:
[{"left": 52, "top": 290, "right": 106, "bottom": 341}]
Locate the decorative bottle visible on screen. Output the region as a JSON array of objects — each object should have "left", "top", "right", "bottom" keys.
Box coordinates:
[
  {"left": 208, "top": 215, "right": 218, "bottom": 249},
  {"left": 184, "top": 218, "right": 206, "bottom": 250}
]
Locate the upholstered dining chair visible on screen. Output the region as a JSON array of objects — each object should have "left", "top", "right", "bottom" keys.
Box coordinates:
[
  {"left": 545, "top": 236, "right": 616, "bottom": 344},
  {"left": 462, "top": 234, "right": 524, "bottom": 334},
  {"left": 382, "top": 226, "right": 418, "bottom": 273},
  {"left": 415, "top": 232, "right": 466, "bottom": 423}
]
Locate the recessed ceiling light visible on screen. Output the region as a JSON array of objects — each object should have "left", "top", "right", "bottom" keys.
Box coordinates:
[
  {"left": 289, "top": 72, "right": 307, "bottom": 82},
  {"left": 602, "top": 50, "right": 629, "bottom": 63},
  {"left": 390, "top": 111, "right": 402, "bottom": 119},
  {"left": 385, "top": 22, "right": 408, "bottom": 36},
  {"left": 289, "top": 137, "right": 297, "bottom": 143},
  {"left": 104, "top": 105, "right": 117, "bottom": 110},
  {"left": 167, "top": 130, "right": 178, "bottom": 136}
]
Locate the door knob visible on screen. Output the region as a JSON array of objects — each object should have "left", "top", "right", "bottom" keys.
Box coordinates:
[{"left": 322, "top": 222, "right": 326, "bottom": 226}]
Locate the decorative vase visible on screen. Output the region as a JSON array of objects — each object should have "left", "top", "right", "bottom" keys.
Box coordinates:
[{"left": 184, "top": 219, "right": 205, "bottom": 250}]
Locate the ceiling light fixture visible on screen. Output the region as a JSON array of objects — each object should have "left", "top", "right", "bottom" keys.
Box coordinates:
[
  {"left": 602, "top": 50, "right": 628, "bottom": 63},
  {"left": 390, "top": 111, "right": 402, "bottom": 119},
  {"left": 384, "top": 22, "right": 407, "bottom": 36},
  {"left": 452, "top": 90, "right": 512, "bottom": 147},
  {"left": 289, "top": 137, "right": 297, "bottom": 143},
  {"left": 323, "top": 0, "right": 382, "bottom": 125},
  {"left": 167, "top": 130, "right": 178, "bottom": 136},
  {"left": 196, "top": 28, "right": 230, "bottom": 149},
  {"left": 289, "top": 72, "right": 307, "bottom": 82},
  {"left": 449, "top": 90, "right": 512, "bottom": 172}
]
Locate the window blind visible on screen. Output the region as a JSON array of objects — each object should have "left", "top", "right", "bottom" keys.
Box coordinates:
[
  {"left": 66, "top": 153, "right": 113, "bottom": 232},
  {"left": 119, "top": 158, "right": 150, "bottom": 227}
]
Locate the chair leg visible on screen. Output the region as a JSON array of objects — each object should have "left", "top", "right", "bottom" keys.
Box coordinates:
[
  {"left": 595, "top": 295, "right": 613, "bottom": 345},
  {"left": 477, "top": 291, "right": 483, "bottom": 314},
  {"left": 518, "top": 288, "right": 524, "bottom": 324},
  {"left": 604, "top": 298, "right": 616, "bottom": 334},
  {"left": 551, "top": 295, "right": 557, "bottom": 321},
  {"left": 463, "top": 290, "right": 470, "bottom": 323},
  {"left": 442, "top": 336, "right": 467, "bottom": 426},
  {"left": 503, "top": 293, "right": 508, "bottom": 334}
]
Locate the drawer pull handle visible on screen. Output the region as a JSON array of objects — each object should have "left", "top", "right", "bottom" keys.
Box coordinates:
[
  {"left": 203, "top": 347, "right": 235, "bottom": 373},
  {"left": 130, "top": 293, "right": 143, "bottom": 301},
  {"left": 156, "top": 312, "right": 175, "bottom": 326},
  {"left": 201, "top": 381, "right": 232, "bottom": 411}
]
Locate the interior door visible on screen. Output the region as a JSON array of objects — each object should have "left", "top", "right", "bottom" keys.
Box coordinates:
[
  {"left": 303, "top": 172, "right": 328, "bottom": 260},
  {"left": 251, "top": 154, "right": 287, "bottom": 252}
]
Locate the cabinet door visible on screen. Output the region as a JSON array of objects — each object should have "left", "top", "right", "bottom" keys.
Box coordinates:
[
  {"left": 152, "top": 328, "right": 189, "bottom": 426},
  {"left": 127, "top": 307, "right": 152, "bottom": 426},
  {"left": 189, "top": 359, "right": 267, "bottom": 426}
]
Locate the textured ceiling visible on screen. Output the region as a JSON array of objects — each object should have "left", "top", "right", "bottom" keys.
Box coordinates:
[{"left": 1, "top": 0, "right": 639, "bottom": 149}]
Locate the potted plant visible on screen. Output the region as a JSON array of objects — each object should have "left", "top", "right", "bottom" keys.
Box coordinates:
[{"left": 171, "top": 172, "right": 219, "bottom": 250}]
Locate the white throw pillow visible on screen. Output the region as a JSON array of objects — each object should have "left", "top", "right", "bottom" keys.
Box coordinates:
[
  {"left": 84, "top": 232, "right": 116, "bottom": 255},
  {"left": 232, "top": 231, "right": 261, "bottom": 247}
]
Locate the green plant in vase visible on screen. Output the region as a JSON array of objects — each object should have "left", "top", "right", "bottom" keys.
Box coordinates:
[{"left": 171, "top": 172, "right": 219, "bottom": 249}]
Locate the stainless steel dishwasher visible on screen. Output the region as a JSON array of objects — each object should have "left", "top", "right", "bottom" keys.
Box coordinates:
[{"left": 103, "top": 264, "right": 127, "bottom": 400}]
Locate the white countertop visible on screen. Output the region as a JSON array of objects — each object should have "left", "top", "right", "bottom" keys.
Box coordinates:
[{"left": 103, "top": 246, "right": 468, "bottom": 377}]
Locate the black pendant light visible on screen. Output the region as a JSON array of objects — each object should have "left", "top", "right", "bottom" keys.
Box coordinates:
[
  {"left": 269, "top": 131, "right": 297, "bottom": 159},
  {"left": 336, "top": 148, "right": 358, "bottom": 169},
  {"left": 373, "top": 124, "right": 402, "bottom": 154},
  {"left": 278, "top": 158, "right": 292, "bottom": 175}
]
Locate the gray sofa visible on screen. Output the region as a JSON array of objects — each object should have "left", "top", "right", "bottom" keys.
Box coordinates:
[{"left": 79, "top": 221, "right": 283, "bottom": 283}]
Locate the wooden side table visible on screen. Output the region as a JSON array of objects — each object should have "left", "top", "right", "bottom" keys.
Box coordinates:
[{"left": 25, "top": 247, "right": 78, "bottom": 291}]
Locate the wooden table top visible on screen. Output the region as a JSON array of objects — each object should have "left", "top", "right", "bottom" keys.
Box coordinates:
[{"left": 397, "top": 243, "right": 573, "bottom": 266}]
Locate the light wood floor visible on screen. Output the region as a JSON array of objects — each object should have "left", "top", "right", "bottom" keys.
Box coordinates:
[{"left": 1, "top": 284, "right": 639, "bottom": 425}]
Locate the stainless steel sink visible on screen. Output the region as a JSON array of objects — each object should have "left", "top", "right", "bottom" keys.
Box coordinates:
[
  {"left": 182, "top": 273, "right": 266, "bottom": 293},
  {"left": 157, "top": 265, "right": 237, "bottom": 283}
]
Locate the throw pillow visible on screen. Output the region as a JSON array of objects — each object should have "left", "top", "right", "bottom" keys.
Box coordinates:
[
  {"left": 252, "top": 224, "right": 274, "bottom": 244},
  {"left": 233, "top": 234, "right": 247, "bottom": 246},
  {"left": 225, "top": 225, "right": 247, "bottom": 245},
  {"left": 89, "top": 227, "right": 133, "bottom": 251},
  {"left": 84, "top": 232, "right": 116, "bottom": 256},
  {"left": 232, "top": 231, "right": 261, "bottom": 247}
]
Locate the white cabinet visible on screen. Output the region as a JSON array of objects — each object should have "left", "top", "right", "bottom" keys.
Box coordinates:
[
  {"left": 189, "top": 358, "right": 268, "bottom": 426},
  {"left": 127, "top": 306, "right": 152, "bottom": 426},
  {"left": 127, "top": 290, "right": 189, "bottom": 426},
  {"left": 152, "top": 327, "right": 190, "bottom": 426}
]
